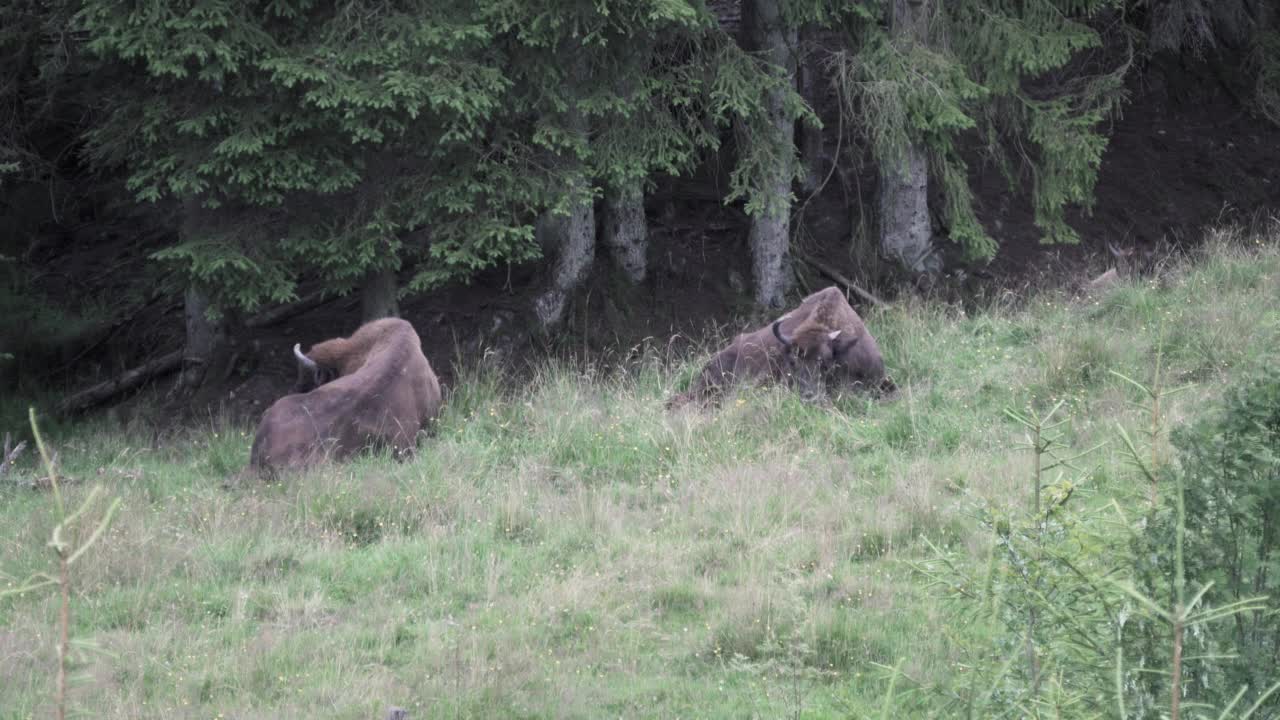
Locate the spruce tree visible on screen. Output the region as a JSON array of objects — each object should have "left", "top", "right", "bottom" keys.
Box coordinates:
[
  {"left": 78, "top": 1, "right": 524, "bottom": 315},
  {"left": 1, "top": 0, "right": 91, "bottom": 228},
  {"left": 76, "top": 1, "right": 754, "bottom": 333},
  {"left": 830, "top": 0, "right": 1129, "bottom": 262},
  {"left": 59, "top": 0, "right": 1190, "bottom": 341}
]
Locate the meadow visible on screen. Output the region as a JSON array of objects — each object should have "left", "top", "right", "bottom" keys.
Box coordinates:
[{"left": 2, "top": 227, "right": 1279, "bottom": 719}]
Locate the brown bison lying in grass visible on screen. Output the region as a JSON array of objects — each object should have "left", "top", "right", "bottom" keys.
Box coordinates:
[
  {"left": 668, "top": 286, "right": 892, "bottom": 407},
  {"left": 248, "top": 318, "right": 442, "bottom": 476},
  {"left": 793, "top": 287, "right": 892, "bottom": 392}
]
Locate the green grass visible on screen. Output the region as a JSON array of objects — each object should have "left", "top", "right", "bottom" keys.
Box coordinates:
[{"left": 2, "top": 227, "right": 1279, "bottom": 718}]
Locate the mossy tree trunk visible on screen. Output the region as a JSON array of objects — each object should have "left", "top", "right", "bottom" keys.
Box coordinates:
[
  {"left": 880, "top": 143, "right": 936, "bottom": 273},
  {"left": 179, "top": 284, "right": 225, "bottom": 392},
  {"left": 533, "top": 52, "right": 596, "bottom": 330},
  {"left": 533, "top": 191, "right": 596, "bottom": 329},
  {"left": 880, "top": 0, "right": 939, "bottom": 275},
  {"left": 743, "top": 0, "right": 797, "bottom": 309},
  {"left": 603, "top": 182, "right": 647, "bottom": 284}
]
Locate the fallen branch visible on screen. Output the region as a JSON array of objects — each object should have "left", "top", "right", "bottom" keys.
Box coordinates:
[
  {"left": 245, "top": 291, "right": 337, "bottom": 329},
  {"left": 797, "top": 254, "right": 888, "bottom": 308},
  {"left": 49, "top": 298, "right": 181, "bottom": 377},
  {"left": 56, "top": 350, "right": 183, "bottom": 416},
  {"left": 0, "top": 433, "right": 27, "bottom": 477},
  {"left": 54, "top": 288, "right": 343, "bottom": 415}
]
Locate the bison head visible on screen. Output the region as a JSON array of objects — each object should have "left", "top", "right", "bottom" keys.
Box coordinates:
[
  {"left": 771, "top": 320, "right": 842, "bottom": 369},
  {"left": 775, "top": 287, "right": 890, "bottom": 392},
  {"left": 293, "top": 343, "right": 338, "bottom": 393},
  {"left": 824, "top": 330, "right": 886, "bottom": 389}
]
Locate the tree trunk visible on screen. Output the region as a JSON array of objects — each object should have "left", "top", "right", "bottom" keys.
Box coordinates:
[
  {"left": 743, "top": 0, "right": 797, "bottom": 309},
  {"left": 797, "top": 26, "right": 825, "bottom": 196},
  {"left": 360, "top": 266, "right": 399, "bottom": 322},
  {"left": 880, "top": 0, "right": 939, "bottom": 275},
  {"left": 176, "top": 199, "right": 228, "bottom": 393},
  {"left": 533, "top": 54, "right": 596, "bottom": 330},
  {"left": 533, "top": 192, "right": 596, "bottom": 329},
  {"left": 603, "top": 182, "right": 647, "bottom": 283},
  {"left": 880, "top": 143, "right": 937, "bottom": 273},
  {"left": 178, "top": 284, "right": 225, "bottom": 392}
]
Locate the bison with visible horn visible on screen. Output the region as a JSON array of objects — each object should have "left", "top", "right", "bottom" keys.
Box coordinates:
[
  {"left": 668, "top": 286, "right": 890, "bottom": 407},
  {"left": 248, "top": 317, "right": 442, "bottom": 476},
  {"left": 790, "top": 286, "right": 891, "bottom": 392}
]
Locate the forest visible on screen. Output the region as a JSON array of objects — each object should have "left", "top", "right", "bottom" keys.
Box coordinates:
[
  {"left": 2, "top": 0, "right": 1280, "bottom": 718},
  {"left": 0, "top": 0, "right": 1273, "bottom": 406}
]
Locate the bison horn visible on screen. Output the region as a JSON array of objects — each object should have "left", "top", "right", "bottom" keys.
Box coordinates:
[
  {"left": 771, "top": 320, "right": 793, "bottom": 347},
  {"left": 293, "top": 343, "right": 318, "bottom": 371},
  {"left": 827, "top": 330, "right": 841, "bottom": 341},
  {"left": 1107, "top": 241, "right": 1133, "bottom": 259}
]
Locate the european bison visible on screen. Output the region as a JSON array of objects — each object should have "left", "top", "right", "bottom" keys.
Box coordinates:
[
  {"left": 669, "top": 286, "right": 890, "bottom": 407},
  {"left": 248, "top": 317, "right": 442, "bottom": 476},
  {"left": 790, "top": 286, "right": 890, "bottom": 392}
]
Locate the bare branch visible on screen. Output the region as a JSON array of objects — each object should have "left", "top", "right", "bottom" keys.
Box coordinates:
[
  {"left": 56, "top": 350, "right": 183, "bottom": 415},
  {"left": 797, "top": 253, "right": 889, "bottom": 308},
  {"left": 0, "top": 433, "right": 27, "bottom": 477}
]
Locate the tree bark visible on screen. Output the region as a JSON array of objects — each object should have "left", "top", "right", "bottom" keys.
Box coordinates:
[
  {"left": 743, "top": 0, "right": 797, "bottom": 309},
  {"left": 360, "top": 266, "right": 399, "bottom": 322},
  {"left": 603, "top": 182, "right": 647, "bottom": 283},
  {"left": 178, "top": 284, "right": 225, "bottom": 391},
  {"left": 880, "top": 143, "right": 937, "bottom": 273},
  {"left": 880, "top": 0, "right": 939, "bottom": 275},
  {"left": 797, "top": 26, "right": 825, "bottom": 196},
  {"left": 533, "top": 191, "right": 596, "bottom": 329},
  {"left": 176, "top": 198, "right": 229, "bottom": 392},
  {"left": 533, "top": 54, "right": 596, "bottom": 330}
]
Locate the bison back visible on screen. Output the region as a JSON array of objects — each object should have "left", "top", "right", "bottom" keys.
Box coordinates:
[
  {"left": 249, "top": 389, "right": 357, "bottom": 472},
  {"left": 672, "top": 327, "right": 790, "bottom": 406}
]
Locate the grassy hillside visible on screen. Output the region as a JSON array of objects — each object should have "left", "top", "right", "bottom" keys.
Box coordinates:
[{"left": 2, "top": 227, "right": 1278, "bottom": 719}]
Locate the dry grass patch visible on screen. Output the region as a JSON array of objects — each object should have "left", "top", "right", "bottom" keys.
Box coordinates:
[{"left": 3, "top": 230, "right": 1279, "bottom": 717}]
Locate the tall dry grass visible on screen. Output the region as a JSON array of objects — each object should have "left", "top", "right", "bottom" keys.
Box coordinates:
[{"left": 0, "top": 224, "right": 1277, "bottom": 718}]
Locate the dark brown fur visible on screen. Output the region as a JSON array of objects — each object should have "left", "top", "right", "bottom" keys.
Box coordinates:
[
  {"left": 789, "top": 287, "right": 890, "bottom": 391},
  {"left": 667, "top": 321, "right": 799, "bottom": 407},
  {"left": 668, "top": 286, "right": 891, "bottom": 407},
  {"left": 248, "top": 318, "right": 442, "bottom": 476}
]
